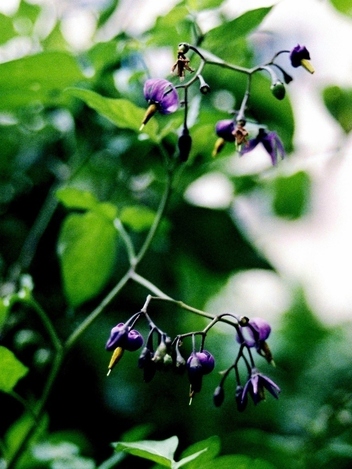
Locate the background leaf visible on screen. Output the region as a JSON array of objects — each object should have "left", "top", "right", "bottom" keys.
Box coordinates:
[
  {"left": 323, "top": 85, "right": 352, "bottom": 133},
  {"left": 329, "top": 0, "right": 352, "bottom": 16},
  {"left": 272, "top": 171, "right": 311, "bottom": 219},
  {"left": 0, "top": 346, "right": 28, "bottom": 393},
  {"left": 57, "top": 211, "right": 118, "bottom": 306},
  {"left": 66, "top": 88, "right": 159, "bottom": 141},
  {"left": 0, "top": 52, "right": 86, "bottom": 110}
]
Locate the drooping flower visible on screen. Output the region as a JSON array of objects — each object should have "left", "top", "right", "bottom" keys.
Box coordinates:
[
  {"left": 187, "top": 350, "right": 215, "bottom": 399},
  {"left": 242, "top": 368, "right": 280, "bottom": 405},
  {"left": 140, "top": 78, "right": 179, "bottom": 129},
  {"left": 212, "top": 119, "right": 236, "bottom": 156},
  {"left": 105, "top": 322, "right": 144, "bottom": 352},
  {"left": 240, "top": 128, "right": 285, "bottom": 165},
  {"left": 290, "top": 45, "right": 314, "bottom": 74},
  {"left": 237, "top": 317, "right": 271, "bottom": 348}
]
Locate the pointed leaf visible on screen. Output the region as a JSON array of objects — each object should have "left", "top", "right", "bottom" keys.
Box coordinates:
[
  {"left": 179, "top": 436, "right": 220, "bottom": 469},
  {"left": 114, "top": 436, "right": 179, "bottom": 468},
  {"left": 174, "top": 448, "right": 209, "bottom": 469},
  {"left": 0, "top": 346, "right": 28, "bottom": 393},
  {"left": 66, "top": 88, "right": 159, "bottom": 141},
  {"left": 58, "top": 211, "right": 118, "bottom": 306},
  {"left": 203, "top": 7, "right": 273, "bottom": 54}
]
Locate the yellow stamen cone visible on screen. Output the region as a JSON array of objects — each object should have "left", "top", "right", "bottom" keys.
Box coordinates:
[
  {"left": 140, "top": 103, "right": 158, "bottom": 130},
  {"left": 212, "top": 138, "right": 225, "bottom": 157},
  {"left": 107, "top": 347, "right": 124, "bottom": 376},
  {"left": 301, "top": 59, "right": 315, "bottom": 74}
]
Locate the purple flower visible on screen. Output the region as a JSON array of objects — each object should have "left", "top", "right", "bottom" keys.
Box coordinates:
[
  {"left": 290, "top": 45, "right": 314, "bottom": 74},
  {"left": 140, "top": 78, "right": 179, "bottom": 128},
  {"left": 215, "top": 119, "right": 235, "bottom": 142},
  {"left": 241, "top": 128, "right": 285, "bottom": 165},
  {"left": 105, "top": 322, "right": 143, "bottom": 352},
  {"left": 242, "top": 368, "right": 280, "bottom": 405},
  {"left": 237, "top": 317, "right": 271, "bottom": 348},
  {"left": 187, "top": 350, "right": 215, "bottom": 395}
]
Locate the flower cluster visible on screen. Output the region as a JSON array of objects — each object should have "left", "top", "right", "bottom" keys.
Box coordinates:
[
  {"left": 105, "top": 299, "right": 280, "bottom": 411},
  {"left": 140, "top": 43, "right": 314, "bottom": 164}
]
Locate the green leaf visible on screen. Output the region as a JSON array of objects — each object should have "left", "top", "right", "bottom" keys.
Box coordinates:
[
  {"left": 0, "top": 52, "right": 86, "bottom": 110},
  {"left": 56, "top": 187, "right": 99, "bottom": 211},
  {"left": 272, "top": 171, "right": 310, "bottom": 219},
  {"left": 323, "top": 85, "right": 352, "bottom": 133},
  {"left": 114, "top": 436, "right": 179, "bottom": 468},
  {"left": 66, "top": 88, "right": 159, "bottom": 141},
  {"left": 0, "top": 346, "right": 28, "bottom": 393},
  {"left": 329, "top": 0, "right": 352, "bottom": 16},
  {"left": 0, "top": 13, "right": 16, "bottom": 45},
  {"left": 179, "top": 436, "right": 220, "bottom": 469},
  {"left": 202, "top": 7, "right": 273, "bottom": 55},
  {"left": 174, "top": 448, "right": 209, "bottom": 469},
  {"left": 199, "top": 455, "right": 276, "bottom": 469},
  {"left": 187, "top": 0, "right": 223, "bottom": 10},
  {"left": 120, "top": 205, "right": 156, "bottom": 232},
  {"left": 58, "top": 211, "right": 118, "bottom": 306}
]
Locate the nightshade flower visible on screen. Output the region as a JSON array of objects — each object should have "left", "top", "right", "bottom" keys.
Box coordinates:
[
  {"left": 237, "top": 317, "right": 271, "bottom": 348},
  {"left": 240, "top": 128, "right": 285, "bottom": 166},
  {"left": 290, "top": 45, "right": 314, "bottom": 74},
  {"left": 242, "top": 368, "right": 280, "bottom": 405},
  {"left": 213, "top": 119, "right": 248, "bottom": 156},
  {"left": 187, "top": 350, "right": 215, "bottom": 400},
  {"left": 140, "top": 78, "right": 179, "bottom": 129}
]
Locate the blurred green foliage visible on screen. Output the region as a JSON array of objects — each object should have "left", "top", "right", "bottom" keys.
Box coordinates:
[{"left": 0, "top": 1, "right": 350, "bottom": 469}]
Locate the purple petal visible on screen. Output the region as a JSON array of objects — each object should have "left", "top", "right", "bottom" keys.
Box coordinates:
[{"left": 143, "top": 78, "right": 179, "bottom": 114}]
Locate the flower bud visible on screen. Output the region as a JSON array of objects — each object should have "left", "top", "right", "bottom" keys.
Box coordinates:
[
  {"left": 235, "top": 385, "right": 247, "bottom": 412},
  {"left": 105, "top": 323, "right": 128, "bottom": 351},
  {"left": 187, "top": 354, "right": 203, "bottom": 393},
  {"left": 124, "top": 329, "right": 144, "bottom": 352},
  {"left": 178, "top": 128, "right": 192, "bottom": 162},
  {"left": 138, "top": 347, "right": 157, "bottom": 383},
  {"left": 213, "top": 385, "right": 225, "bottom": 407},
  {"left": 198, "top": 75, "right": 210, "bottom": 94}
]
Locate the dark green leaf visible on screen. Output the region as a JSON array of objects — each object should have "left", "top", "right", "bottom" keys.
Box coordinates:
[
  {"left": 0, "top": 346, "right": 28, "bottom": 393},
  {"left": 272, "top": 171, "right": 310, "bottom": 219},
  {"left": 114, "top": 436, "right": 179, "bottom": 468},
  {"left": 179, "top": 436, "right": 220, "bottom": 469},
  {"left": 57, "top": 211, "right": 118, "bottom": 306},
  {"left": 0, "top": 52, "right": 86, "bottom": 110},
  {"left": 323, "top": 85, "right": 352, "bottom": 133},
  {"left": 198, "top": 454, "right": 275, "bottom": 469},
  {"left": 202, "top": 7, "right": 273, "bottom": 55},
  {"left": 66, "top": 88, "right": 159, "bottom": 141},
  {"left": 171, "top": 204, "right": 272, "bottom": 274}
]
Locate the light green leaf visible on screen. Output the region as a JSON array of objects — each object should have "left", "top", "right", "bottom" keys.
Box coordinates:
[
  {"left": 179, "top": 435, "right": 220, "bottom": 469},
  {"left": 0, "top": 13, "right": 16, "bottom": 45},
  {"left": 66, "top": 88, "right": 159, "bottom": 141},
  {"left": 120, "top": 205, "right": 156, "bottom": 232},
  {"left": 0, "top": 346, "right": 28, "bottom": 393},
  {"left": 323, "top": 85, "right": 352, "bottom": 133},
  {"left": 329, "top": 0, "right": 352, "bottom": 16},
  {"left": 187, "top": 0, "right": 223, "bottom": 10},
  {"left": 114, "top": 436, "right": 179, "bottom": 468},
  {"left": 272, "top": 171, "right": 310, "bottom": 219},
  {"left": 58, "top": 211, "right": 118, "bottom": 306},
  {"left": 56, "top": 187, "right": 99, "bottom": 211},
  {"left": 0, "top": 52, "right": 86, "bottom": 110}
]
